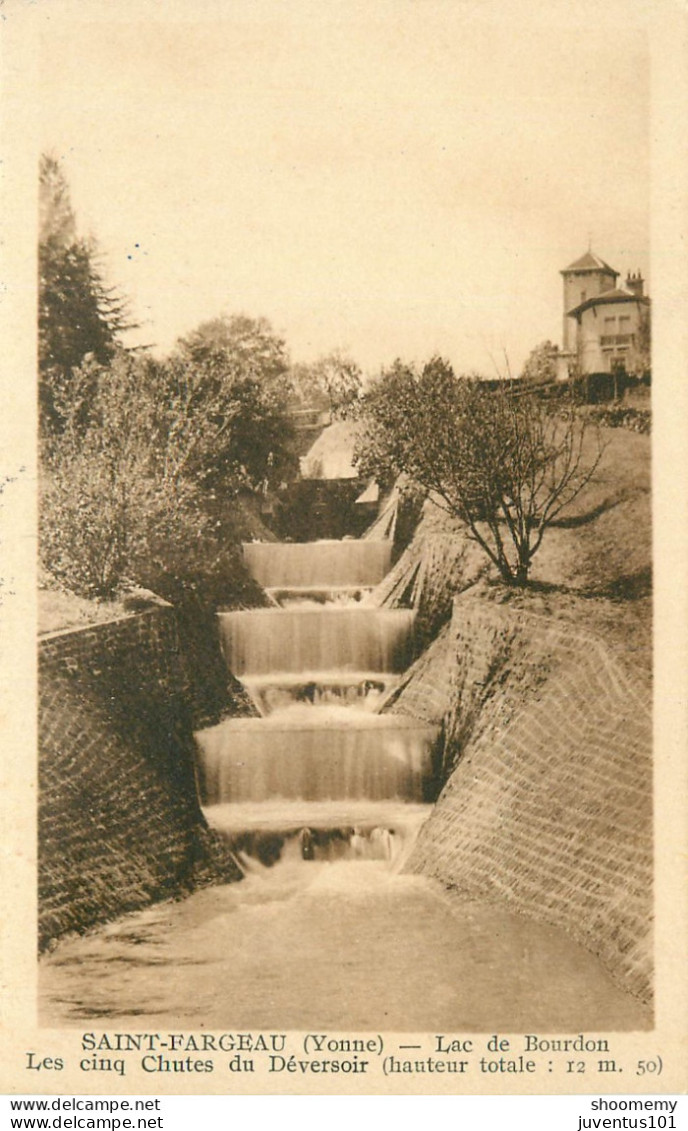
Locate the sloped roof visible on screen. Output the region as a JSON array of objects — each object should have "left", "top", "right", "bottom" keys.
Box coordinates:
[
  {"left": 561, "top": 251, "right": 618, "bottom": 275},
  {"left": 355, "top": 480, "right": 380, "bottom": 505},
  {"left": 299, "top": 420, "right": 360, "bottom": 480},
  {"left": 567, "top": 287, "right": 650, "bottom": 318}
]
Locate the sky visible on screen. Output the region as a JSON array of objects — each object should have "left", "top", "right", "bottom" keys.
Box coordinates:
[{"left": 36, "top": 0, "right": 650, "bottom": 377}]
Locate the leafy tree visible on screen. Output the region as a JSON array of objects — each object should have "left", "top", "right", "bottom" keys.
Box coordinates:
[
  {"left": 40, "top": 311, "right": 303, "bottom": 596},
  {"left": 172, "top": 314, "right": 298, "bottom": 490},
  {"left": 40, "top": 351, "right": 208, "bottom": 598},
  {"left": 354, "top": 357, "right": 604, "bottom": 586},
  {"left": 38, "top": 154, "right": 132, "bottom": 431},
  {"left": 521, "top": 340, "right": 558, "bottom": 385},
  {"left": 627, "top": 305, "right": 651, "bottom": 379},
  {"left": 290, "top": 350, "right": 363, "bottom": 418},
  {"left": 176, "top": 314, "right": 289, "bottom": 386}
]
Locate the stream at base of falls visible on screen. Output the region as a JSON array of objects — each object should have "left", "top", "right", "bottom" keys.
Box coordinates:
[
  {"left": 39, "top": 858, "right": 649, "bottom": 1030},
  {"left": 39, "top": 538, "right": 651, "bottom": 1031}
]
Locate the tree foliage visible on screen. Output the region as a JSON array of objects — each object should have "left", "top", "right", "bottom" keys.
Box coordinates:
[
  {"left": 290, "top": 350, "right": 363, "bottom": 418},
  {"left": 627, "top": 305, "right": 651, "bottom": 379},
  {"left": 172, "top": 314, "right": 298, "bottom": 489},
  {"left": 38, "top": 154, "right": 132, "bottom": 432},
  {"left": 354, "top": 357, "right": 604, "bottom": 586},
  {"left": 521, "top": 340, "right": 558, "bottom": 385},
  {"left": 176, "top": 314, "right": 289, "bottom": 384},
  {"left": 40, "top": 352, "right": 208, "bottom": 598},
  {"left": 41, "top": 314, "right": 301, "bottom": 596}
]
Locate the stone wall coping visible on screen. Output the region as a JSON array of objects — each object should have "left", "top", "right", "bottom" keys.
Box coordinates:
[{"left": 38, "top": 603, "right": 170, "bottom": 645}]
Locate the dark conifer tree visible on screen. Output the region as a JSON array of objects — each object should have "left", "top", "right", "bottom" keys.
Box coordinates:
[{"left": 38, "top": 154, "right": 133, "bottom": 432}]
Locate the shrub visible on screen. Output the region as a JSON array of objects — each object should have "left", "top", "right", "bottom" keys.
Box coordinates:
[
  {"left": 40, "top": 354, "right": 210, "bottom": 599},
  {"left": 588, "top": 405, "right": 651, "bottom": 434}
]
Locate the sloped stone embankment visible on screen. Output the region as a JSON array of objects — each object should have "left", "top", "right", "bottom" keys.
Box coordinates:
[
  {"left": 387, "top": 591, "right": 653, "bottom": 1005},
  {"left": 38, "top": 607, "right": 249, "bottom": 948}
]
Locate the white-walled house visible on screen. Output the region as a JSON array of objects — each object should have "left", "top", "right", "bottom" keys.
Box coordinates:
[{"left": 555, "top": 250, "right": 650, "bottom": 380}]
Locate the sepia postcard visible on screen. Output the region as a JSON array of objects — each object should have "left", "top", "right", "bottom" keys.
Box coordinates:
[{"left": 1, "top": 0, "right": 686, "bottom": 1100}]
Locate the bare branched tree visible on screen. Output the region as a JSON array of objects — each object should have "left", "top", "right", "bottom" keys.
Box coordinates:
[{"left": 354, "top": 358, "right": 605, "bottom": 586}]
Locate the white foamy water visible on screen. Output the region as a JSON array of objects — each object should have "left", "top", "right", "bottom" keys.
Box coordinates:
[
  {"left": 203, "top": 544, "right": 436, "bottom": 876},
  {"left": 242, "top": 540, "right": 391, "bottom": 588},
  {"left": 39, "top": 863, "right": 649, "bottom": 1031},
  {"left": 265, "top": 586, "right": 373, "bottom": 607},
  {"left": 204, "top": 799, "right": 432, "bottom": 870},
  {"left": 197, "top": 709, "right": 437, "bottom": 805},
  {"left": 218, "top": 607, "right": 416, "bottom": 676},
  {"left": 242, "top": 671, "right": 395, "bottom": 715},
  {"left": 206, "top": 798, "right": 431, "bottom": 835}
]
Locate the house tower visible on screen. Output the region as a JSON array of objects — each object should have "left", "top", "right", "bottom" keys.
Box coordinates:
[{"left": 560, "top": 251, "right": 618, "bottom": 351}]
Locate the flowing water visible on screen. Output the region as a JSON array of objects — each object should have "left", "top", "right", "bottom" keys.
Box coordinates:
[
  {"left": 39, "top": 536, "right": 650, "bottom": 1030},
  {"left": 39, "top": 857, "right": 648, "bottom": 1030},
  {"left": 197, "top": 710, "right": 436, "bottom": 805},
  {"left": 241, "top": 539, "right": 392, "bottom": 588},
  {"left": 206, "top": 542, "right": 434, "bottom": 865},
  {"left": 218, "top": 608, "right": 415, "bottom": 676}
]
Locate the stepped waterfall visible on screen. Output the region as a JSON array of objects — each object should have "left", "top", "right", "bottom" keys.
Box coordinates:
[
  {"left": 195, "top": 538, "right": 437, "bottom": 867},
  {"left": 39, "top": 537, "right": 649, "bottom": 1031}
]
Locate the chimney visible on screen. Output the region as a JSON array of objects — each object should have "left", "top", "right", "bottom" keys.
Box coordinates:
[{"left": 626, "top": 271, "right": 644, "bottom": 298}]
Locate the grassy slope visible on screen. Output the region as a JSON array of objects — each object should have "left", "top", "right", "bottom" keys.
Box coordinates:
[
  {"left": 39, "top": 586, "right": 131, "bottom": 636},
  {"left": 377, "top": 423, "right": 651, "bottom": 681},
  {"left": 502, "top": 425, "right": 651, "bottom": 679}
]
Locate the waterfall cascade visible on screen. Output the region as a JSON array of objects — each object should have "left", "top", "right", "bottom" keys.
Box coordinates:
[
  {"left": 241, "top": 539, "right": 392, "bottom": 588},
  {"left": 197, "top": 710, "right": 436, "bottom": 804},
  {"left": 218, "top": 607, "right": 416, "bottom": 676},
  {"left": 194, "top": 538, "right": 438, "bottom": 867}
]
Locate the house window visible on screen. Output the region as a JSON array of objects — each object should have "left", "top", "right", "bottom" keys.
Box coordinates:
[
  {"left": 604, "top": 315, "right": 616, "bottom": 328},
  {"left": 580, "top": 290, "right": 587, "bottom": 303},
  {"left": 619, "top": 315, "right": 631, "bottom": 327}
]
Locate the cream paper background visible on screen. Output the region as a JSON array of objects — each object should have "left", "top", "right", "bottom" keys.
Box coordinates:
[{"left": 0, "top": 0, "right": 686, "bottom": 1097}]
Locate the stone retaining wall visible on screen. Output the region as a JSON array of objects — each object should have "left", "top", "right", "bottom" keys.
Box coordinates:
[
  {"left": 368, "top": 513, "right": 486, "bottom": 652},
  {"left": 400, "top": 593, "right": 653, "bottom": 1004},
  {"left": 38, "top": 607, "right": 242, "bottom": 949}
]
